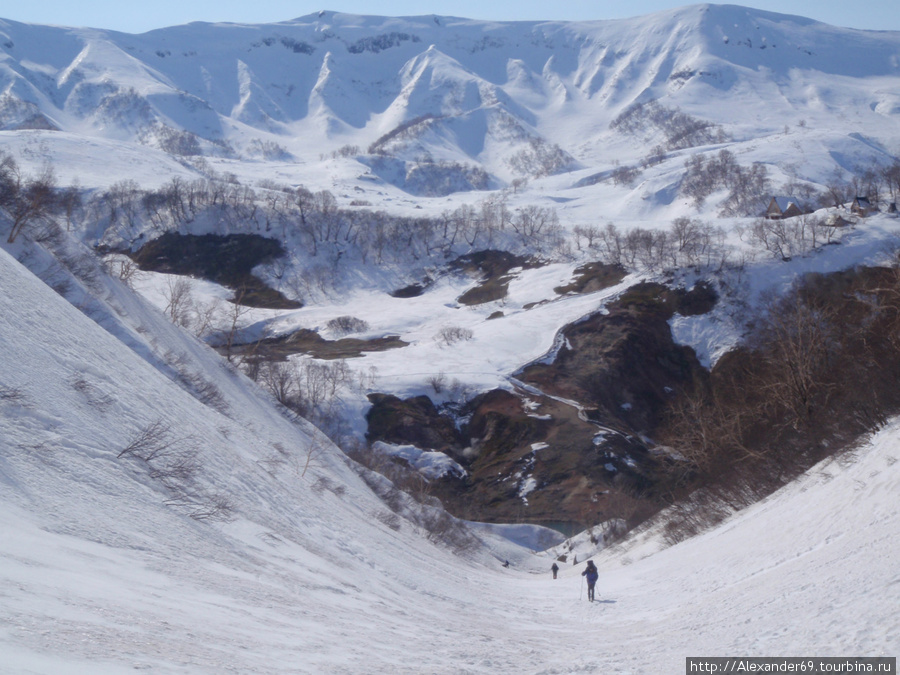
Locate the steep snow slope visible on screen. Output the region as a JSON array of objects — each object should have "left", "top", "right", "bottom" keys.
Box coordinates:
[
  {"left": 1, "top": 241, "right": 897, "bottom": 672},
  {"left": 0, "top": 240, "right": 539, "bottom": 672}
]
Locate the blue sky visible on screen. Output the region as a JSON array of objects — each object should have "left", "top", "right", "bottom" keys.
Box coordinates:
[{"left": 1, "top": 1, "right": 898, "bottom": 33}]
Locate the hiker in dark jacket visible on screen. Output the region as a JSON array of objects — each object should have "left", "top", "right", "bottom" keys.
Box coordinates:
[
  {"left": 581, "top": 560, "right": 599, "bottom": 601},
  {"left": 551, "top": 562, "right": 559, "bottom": 579}
]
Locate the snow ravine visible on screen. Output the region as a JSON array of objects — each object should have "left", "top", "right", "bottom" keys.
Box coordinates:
[{"left": 1, "top": 213, "right": 898, "bottom": 673}]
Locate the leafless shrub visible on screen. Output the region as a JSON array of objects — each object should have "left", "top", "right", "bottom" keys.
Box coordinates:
[
  {"left": 70, "top": 374, "right": 114, "bottom": 412},
  {"left": 611, "top": 101, "right": 726, "bottom": 151},
  {"left": 352, "top": 445, "right": 437, "bottom": 507},
  {"left": 19, "top": 439, "right": 54, "bottom": 452},
  {"left": 256, "top": 358, "right": 354, "bottom": 435},
  {"left": 191, "top": 297, "right": 224, "bottom": 339},
  {"left": 56, "top": 248, "right": 103, "bottom": 290},
  {"left": 172, "top": 365, "right": 229, "bottom": 414},
  {"left": 163, "top": 276, "right": 195, "bottom": 329},
  {"left": 642, "top": 144, "right": 667, "bottom": 167},
  {"left": 299, "top": 441, "right": 325, "bottom": 478},
  {"left": 656, "top": 260, "right": 900, "bottom": 544},
  {"left": 599, "top": 489, "right": 658, "bottom": 537},
  {"left": 352, "top": 461, "right": 409, "bottom": 512},
  {"left": 0, "top": 385, "right": 28, "bottom": 405},
  {"left": 679, "top": 149, "right": 770, "bottom": 216},
  {"left": 418, "top": 509, "right": 481, "bottom": 555},
  {"left": 350, "top": 451, "right": 479, "bottom": 553},
  {"left": 746, "top": 214, "right": 839, "bottom": 261},
  {"left": 311, "top": 475, "right": 347, "bottom": 497},
  {"left": 381, "top": 485, "right": 406, "bottom": 513},
  {"left": 404, "top": 159, "right": 491, "bottom": 197},
  {"left": 374, "top": 510, "right": 402, "bottom": 531},
  {"left": 581, "top": 219, "right": 729, "bottom": 273},
  {"left": 32, "top": 220, "right": 66, "bottom": 246},
  {"left": 507, "top": 138, "right": 574, "bottom": 178},
  {"left": 162, "top": 349, "right": 189, "bottom": 369},
  {"left": 443, "top": 377, "right": 474, "bottom": 406},
  {"left": 509, "top": 204, "right": 563, "bottom": 251},
  {"left": 192, "top": 378, "right": 229, "bottom": 414},
  {"left": 331, "top": 144, "right": 360, "bottom": 159},
  {"left": 247, "top": 139, "right": 292, "bottom": 161},
  {"left": 435, "top": 325, "right": 474, "bottom": 346},
  {"left": 311, "top": 475, "right": 334, "bottom": 495},
  {"left": 429, "top": 372, "right": 447, "bottom": 394},
  {"left": 326, "top": 315, "right": 369, "bottom": 336},
  {"left": 368, "top": 114, "right": 441, "bottom": 154},
  {"left": 154, "top": 125, "right": 202, "bottom": 157},
  {"left": 0, "top": 152, "right": 58, "bottom": 244},
  {"left": 36, "top": 259, "right": 73, "bottom": 296},
  {"left": 257, "top": 454, "right": 287, "bottom": 477},
  {"left": 118, "top": 419, "right": 233, "bottom": 522},
  {"left": 611, "top": 164, "right": 641, "bottom": 187},
  {"left": 573, "top": 224, "right": 603, "bottom": 250},
  {"left": 164, "top": 487, "right": 234, "bottom": 522},
  {"left": 670, "top": 217, "right": 728, "bottom": 268},
  {"left": 118, "top": 419, "right": 181, "bottom": 461},
  {"left": 661, "top": 491, "right": 731, "bottom": 546},
  {"left": 149, "top": 447, "right": 201, "bottom": 487}
]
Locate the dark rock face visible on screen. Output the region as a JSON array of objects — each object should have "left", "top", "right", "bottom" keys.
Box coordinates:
[
  {"left": 364, "top": 281, "right": 715, "bottom": 528},
  {"left": 450, "top": 250, "right": 538, "bottom": 306},
  {"left": 521, "top": 282, "right": 708, "bottom": 434},
  {"left": 366, "top": 393, "right": 461, "bottom": 455},
  {"left": 233, "top": 329, "right": 408, "bottom": 361},
  {"left": 130, "top": 232, "right": 302, "bottom": 309}
]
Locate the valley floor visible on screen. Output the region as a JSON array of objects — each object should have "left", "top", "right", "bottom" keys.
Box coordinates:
[{"left": 3, "top": 419, "right": 897, "bottom": 674}]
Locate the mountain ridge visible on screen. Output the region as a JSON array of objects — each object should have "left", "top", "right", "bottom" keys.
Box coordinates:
[{"left": 3, "top": 4, "right": 898, "bottom": 191}]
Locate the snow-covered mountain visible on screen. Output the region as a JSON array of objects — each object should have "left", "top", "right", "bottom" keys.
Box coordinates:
[{"left": 2, "top": 4, "right": 899, "bottom": 195}]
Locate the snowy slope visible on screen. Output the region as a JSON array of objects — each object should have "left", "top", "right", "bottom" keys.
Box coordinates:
[
  {"left": 1, "top": 239, "right": 898, "bottom": 672},
  {"left": 0, "top": 239, "right": 538, "bottom": 672}
]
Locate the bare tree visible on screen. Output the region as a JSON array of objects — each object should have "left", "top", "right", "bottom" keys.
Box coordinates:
[
  {"left": 163, "top": 277, "right": 195, "bottom": 329},
  {"left": 59, "top": 181, "right": 82, "bottom": 231},
  {"left": 598, "top": 222, "right": 624, "bottom": 266},
  {"left": 102, "top": 255, "right": 142, "bottom": 289},
  {"left": 573, "top": 224, "right": 602, "bottom": 251},
  {"left": 1, "top": 155, "right": 58, "bottom": 243},
  {"left": 222, "top": 288, "right": 251, "bottom": 362},
  {"left": 751, "top": 292, "right": 838, "bottom": 427},
  {"left": 880, "top": 161, "right": 900, "bottom": 204},
  {"left": 105, "top": 179, "right": 142, "bottom": 228},
  {"left": 258, "top": 361, "right": 298, "bottom": 407},
  {"left": 822, "top": 167, "right": 852, "bottom": 209}
]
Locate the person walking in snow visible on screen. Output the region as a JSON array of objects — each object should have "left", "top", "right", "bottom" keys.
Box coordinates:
[
  {"left": 581, "top": 560, "right": 598, "bottom": 601},
  {"left": 551, "top": 563, "right": 559, "bottom": 579}
]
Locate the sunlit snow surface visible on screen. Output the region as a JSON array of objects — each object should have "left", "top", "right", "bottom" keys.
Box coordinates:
[{"left": 2, "top": 5, "right": 900, "bottom": 671}]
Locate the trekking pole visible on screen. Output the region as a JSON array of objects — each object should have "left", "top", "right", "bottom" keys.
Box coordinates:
[{"left": 580, "top": 575, "right": 584, "bottom": 601}]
